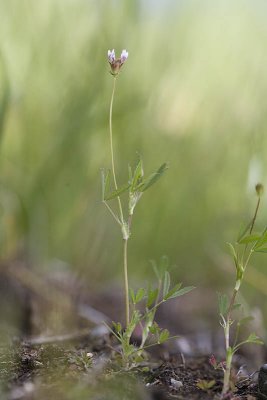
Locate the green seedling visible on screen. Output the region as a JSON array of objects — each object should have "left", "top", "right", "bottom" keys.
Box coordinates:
[
  {"left": 196, "top": 379, "right": 216, "bottom": 391},
  {"left": 105, "top": 256, "right": 194, "bottom": 368},
  {"left": 219, "top": 183, "right": 265, "bottom": 396}
]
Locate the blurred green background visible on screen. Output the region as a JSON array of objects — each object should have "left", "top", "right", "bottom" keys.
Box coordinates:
[{"left": 0, "top": 0, "right": 267, "bottom": 312}]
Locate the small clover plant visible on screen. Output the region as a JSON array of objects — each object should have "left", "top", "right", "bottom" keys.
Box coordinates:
[
  {"left": 102, "top": 50, "right": 194, "bottom": 366},
  {"left": 219, "top": 183, "right": 265, "bottom": 396},
  {"left": 105, "top": 256, "right": 194, "bottom": 367}
]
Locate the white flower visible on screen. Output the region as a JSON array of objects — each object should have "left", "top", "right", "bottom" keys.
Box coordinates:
[
  {"left": 107, "top": 49, "right": 115, "bottom": 63},
  {"left": 120, "top": 49, "right": 129, "bottom": 63}
]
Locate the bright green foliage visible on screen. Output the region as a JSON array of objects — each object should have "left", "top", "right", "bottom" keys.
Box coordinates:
[
  {"left": 102, "top": 157, "right": 168, "bottom": 224},
  {"left": 107, "top": 256, "right": 194, "bottom": 367}
]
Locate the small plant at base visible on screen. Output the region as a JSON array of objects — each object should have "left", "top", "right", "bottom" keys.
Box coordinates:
[
  {"left": 105, "top": 256, "right": 194, "bottom": 367},
  {"left": 219, "top": 183, "right": 265, "bottom": 396},
  {"left": 196, "top": 379, "right": 216, "bottom": 391}
]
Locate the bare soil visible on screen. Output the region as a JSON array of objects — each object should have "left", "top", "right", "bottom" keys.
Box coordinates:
[{"left": 0, "top": 335, "right": 260, "bottom": 400}]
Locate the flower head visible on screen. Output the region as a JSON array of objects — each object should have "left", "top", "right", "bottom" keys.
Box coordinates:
[
  {"left": 256, "top": 183, "right": 264, "bottom": 197},
  {"left": 107, "top": 48, "right": 129, "bottom": 76}
]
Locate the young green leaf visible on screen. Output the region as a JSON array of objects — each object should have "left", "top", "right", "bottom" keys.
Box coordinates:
[
  {"left": 238, "top": 234, "right": 261, "bottom": 244},
  {"left": 149, "top": 322, "right": 160, "bottom": 335},
  {"left": 104, "top": 182, "right": 131, "bottom": 201},
  {"left": 130, "top": 158, "right": 144, "bottom": 192},
  {"left": 163, "top": 283, "right": 182, "bottom": 300},
  {"left": 254, "top": 229, "right": 267, "bottom": 249},
  {"left": 112, "top": 321, "right": 122, "bottom": 334},
  {"left": 196, "top": 379, "right": 216, "bottom": 391},
  {"left": 125, "top": 310, "right": 141, "bottom": 339},
  {"left": 135, "top": 163, "right": 168, "bottom": 193},
  {"left": 158, "top": 329, "right": 170, "bottom": 344},
  {"left": 130, "top": 288, "right": 136, "bottom": 304},
  {"left": 163, "top": 271, "right": 170, "bottom": 299},
  {"left": 146, "top": 288, "right": 159, "bottom": 308},
  {"left": 135, "top": 288, "right": 146, "bottom": 303},
  {"left": 167, "top": 285, "right": 195, "bottom": 300},
  {"left": 246, "top": 333, "right": 264, "bottom": 345}
]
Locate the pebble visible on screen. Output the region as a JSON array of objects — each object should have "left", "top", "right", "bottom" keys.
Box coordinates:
[{"left": 170, "top": 378, "right": 183, "bottom": 389}]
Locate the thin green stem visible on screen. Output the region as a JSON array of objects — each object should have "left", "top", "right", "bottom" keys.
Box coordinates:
[
  {"left": 123, "top": 239, "right": 130, "bottom": 326},
  {"left": 221, "top": 287, "right": 238, "bottom": 395},
  {"left": 233, "top": 340, "right": 249, "bottom": 353},
  {"left": 109, "top": 76, "right": 130, "bottom": 328},
  {"left": 109, "top": 76, "right": 124, "bottom": 223},
  {"left": 222, "top": 349, "right": 233, "bottom": 395}
]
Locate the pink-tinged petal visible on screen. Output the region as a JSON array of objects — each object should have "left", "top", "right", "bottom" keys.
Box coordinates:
[
  {"left": 120, "top": 49, "right": 128, "bottom": 63},
  {"left": 108, "top": 49, "right": 115, "bottom": 63}
]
